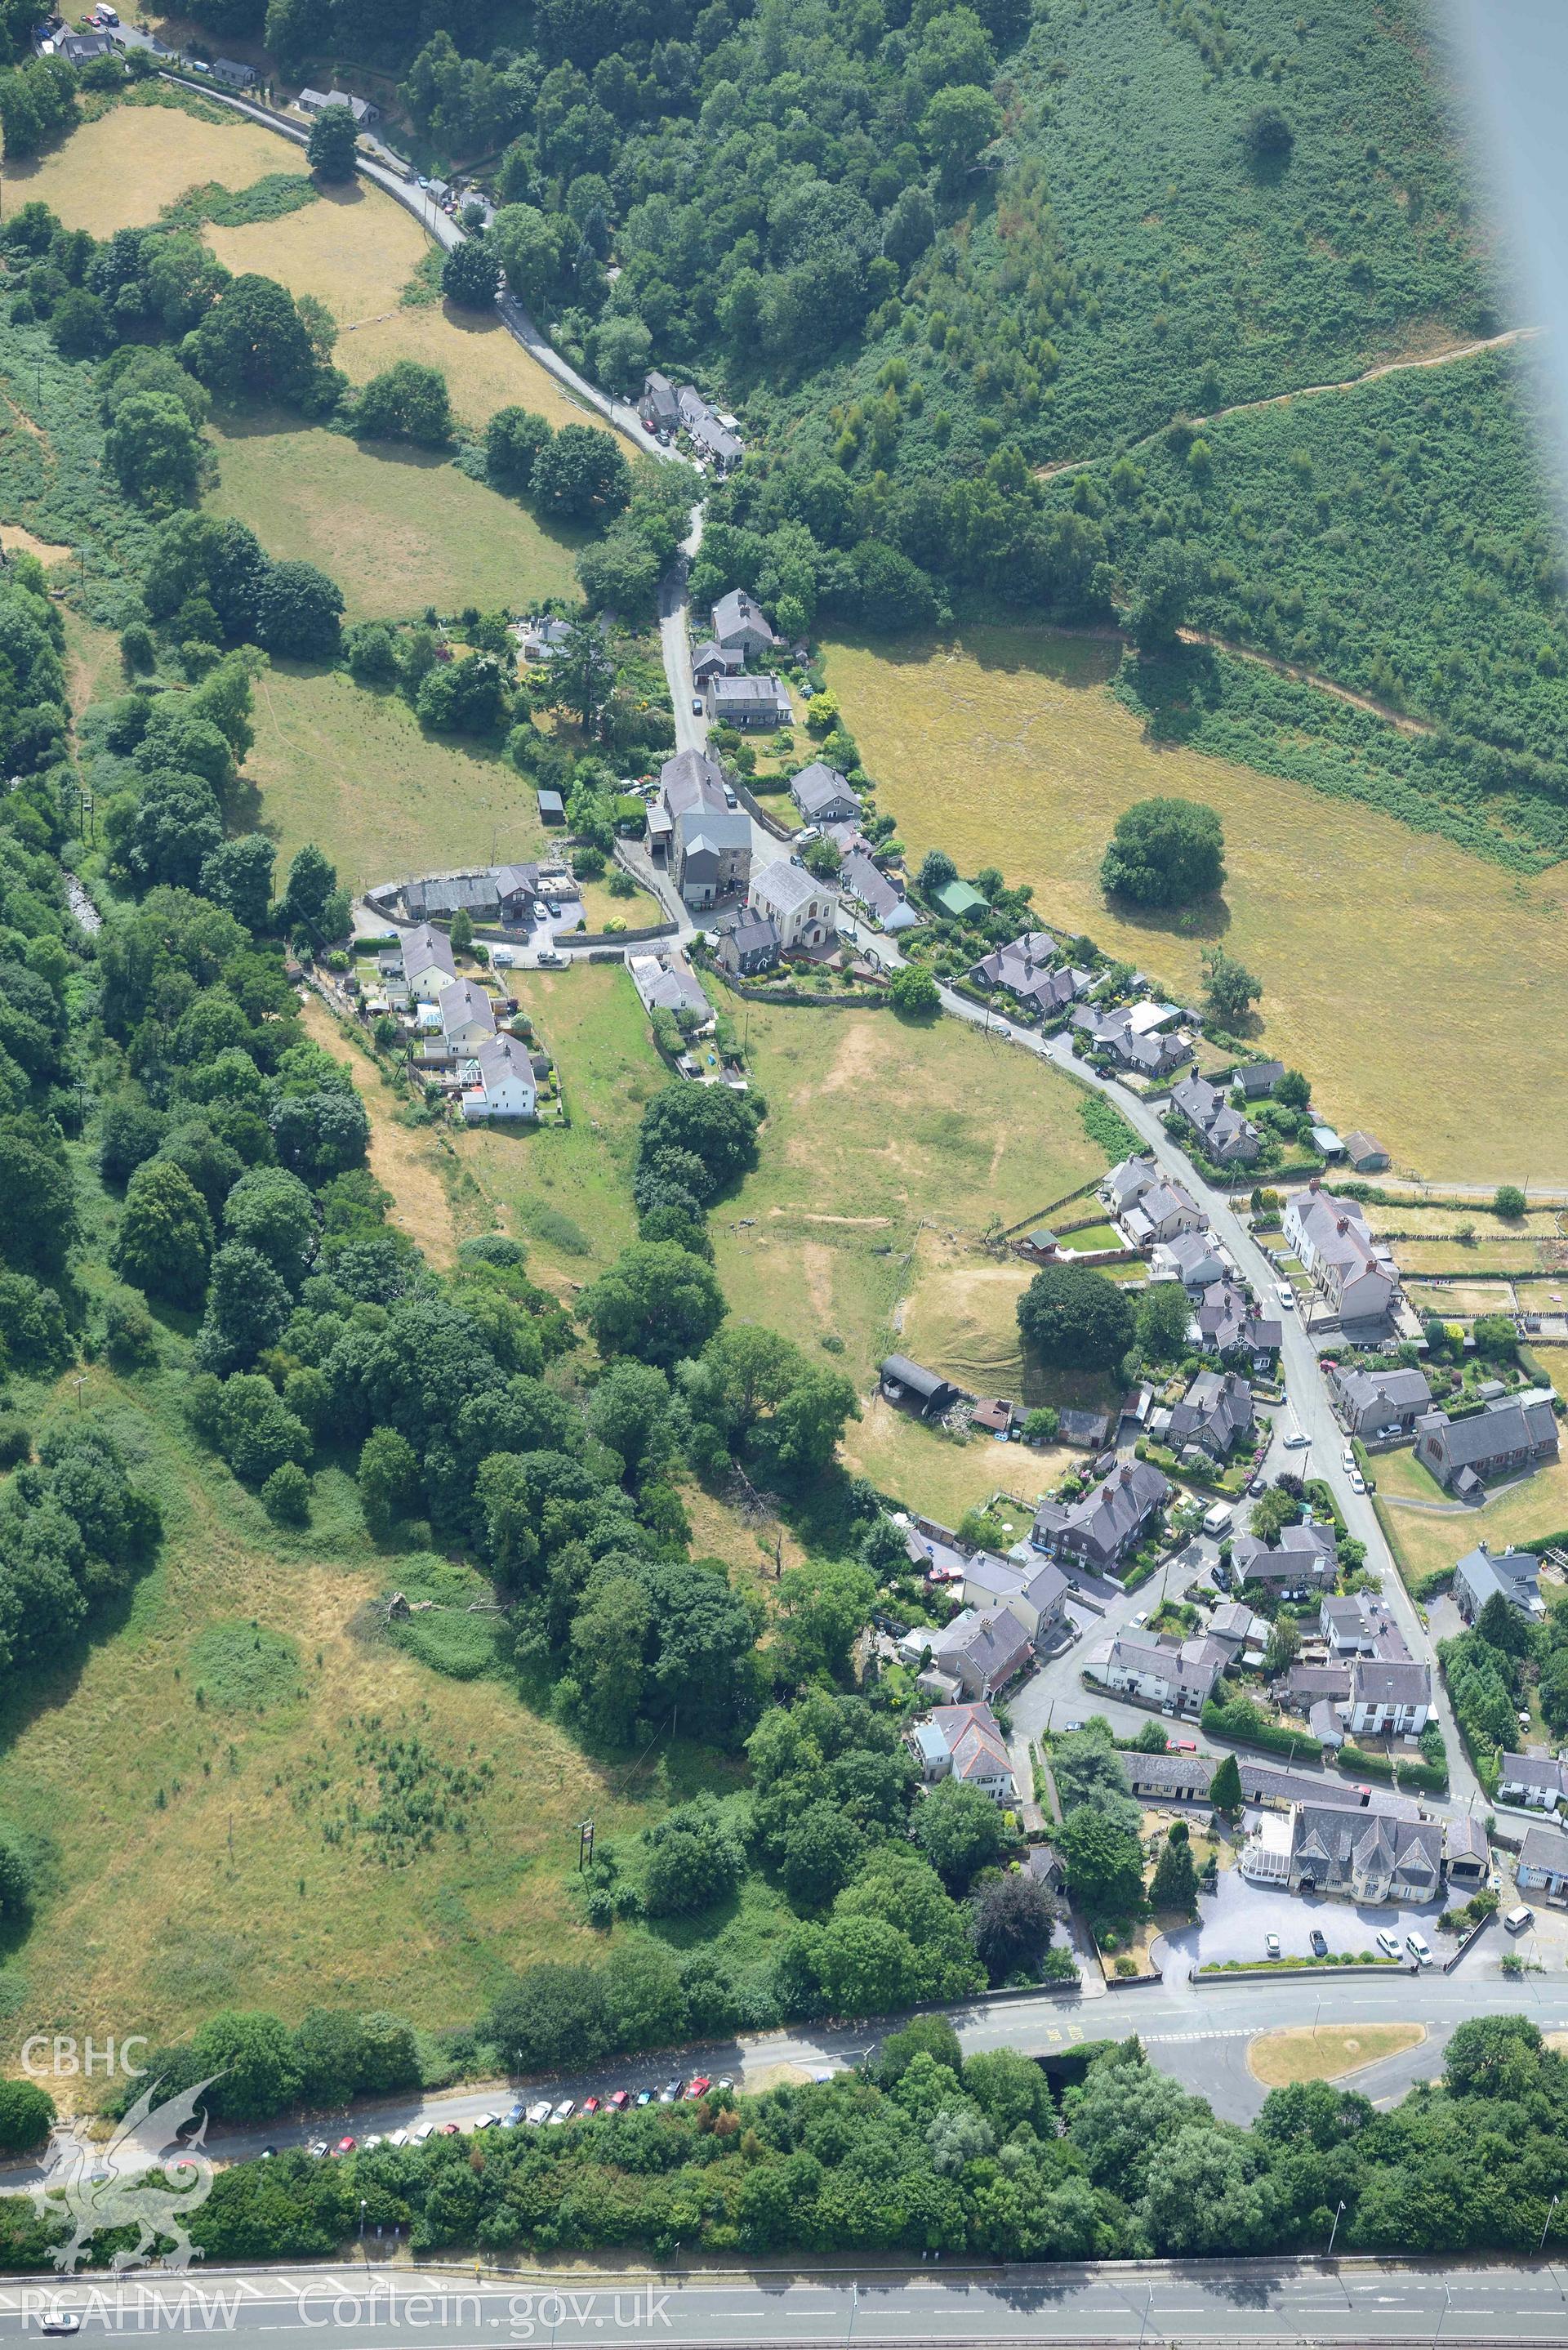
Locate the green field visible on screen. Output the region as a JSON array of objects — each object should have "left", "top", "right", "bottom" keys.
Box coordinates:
[
  {"left": 247, "top": 662, "right": 546, "bottom": 894},
  {"left": 1383, "top": 1452, "right": 1568, "bottom": 1585},
  {"left": 208, "top": 408, "right": 584, "bottom": 623},
  {"left": 457, "top": 961, "right": 669, "bottom": 1292},
  {"left": 826, "top": 624, "right": 1568, "bottom": 1185},
  {"left": 0, "top": 1359, "right": 680, "bottom": 2064}
]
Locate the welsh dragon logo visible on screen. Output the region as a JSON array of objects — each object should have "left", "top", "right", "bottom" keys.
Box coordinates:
[{"left": 30, "top": 2076, "right": 221, "bottom": 2274}]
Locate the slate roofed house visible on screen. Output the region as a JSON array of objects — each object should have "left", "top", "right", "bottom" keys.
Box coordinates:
[
  {"left": 518, "top": 615, "right": 573, "bottom": 661},
  {"left": 208, "top": 55, "right": 256, "bottom": 85},
  {"left": 298, "top": 86, "right": 380, "bottom": 121},
  {"left": 1017, "top": 964, "right": 1094, "bottom": 1018},
  {"left": 880, "top": 1353, "right": 964, "bottom": 1419},
  {"left": 1236, "top": 1060, "right": 1285, "bottom": 1099},
  {"left": 1196, "top": 1279, "right": 1282, "bottom": 1362},
  {"left": 750, "top": 858, "right": 835, "bottom": 952},
  {"left": 1119, "top": 1175, "right": 1204, "bottom": 1250},
  {"left": 841, "top": 849, "right": 920, "bottom": 933},
  {"left": 1073, "top": 1003, "right": 1193, "bottom": 1080},
  {"left": 931, "top": 877, "right": 990, "bottom": 921},
  {"left": 50, "top": 27, "right": 111, "bottom": 60},
  {"left": 492, "top": 864, "right": 544, "bottom": 924},
  {"left": 1285, "top": 1804, "right": 1442, "bottom": 1905},
  {"left": 679, "top": 388, "right": 742, "bottom": 470},
  {"left": 1123, "top": 1749, "right": 1218, "bottom": 1802},
  {"left": 1170, "top": 1073, "right": 1261, "bottom": 1166},
  {"left": 691, "top": 640, "right": 742, "bottom": 684},
  {"left": 708, "top": 672, "right": 792, "bottom": 729},
  {"left": 1091, "top": 1632, "right": 1227, "bottom": 1716},
  {"left": 1232, "top": 1521, "right": 1338, "bottom": 1596},
  {"left": 1026, "top": 1844, "right": 1066, "bottom": 1891},
  {"left": 439, "top": 978, "right": 497, "bottom": 1054},
  {"left": 958, "top": 1554, "right": 1070, "bottom": 1643},
  {"left": 657, "top": 746, "right": 728, "bottom": 823},
  {"left": 1055, "top": 1407, "right": 1111, "bottom": 1450},
  {"left": 790, "top": 762, "right": 862, "bottom": 825},
  {"left": 403, "top": 870, "right": 504, "bottom": 923},
  {"left": 1155, "top": 1228, "right": 1227, "bottom": 1291},
  {"left": 1414, "top": 1394, "right": 1560, "bottom": 1497},
  {"left": 1030, "top": 1458, "right": 1171, "bottom": 1572},
  {"left": 1208, "top": 1600, "right": 1268, "bottom": 1658},
  {"left": 1513, "top": 1822, "right": 1568, "bottom": 1900},
  {"left": 908, "top": 1701, "right": 1018, "bottom": 1804},
  {"left": 1498, "top": 1753, "right": 1566, "bottom": 1812},
  {"left": 1320, "top": 1592, "right": 1406, "bottom": 1658},
  {"left": 400, "top": 922, "right": 457, "bottom": 1001},
  {"left": 1343, "top": 1131, "right": 1391, "bottom": 1171},
  {"left": 460, "top": 1033, "right": 537, "bottom": 1122},
  {"left": 1454, "top": 1542, "right": 1547, "bottom": 1623},
  {"left": 1104, "top": 1156, "right": 1165, "bottom": 1215},
  {"left": 971, "top": 932, "right": 1089, "bottom": 1019},
  {"left": 675, "top": 806, "right": 751, "bottom": 907},
  {"left": 1330, "top": 1364, "right": 1433, "bottom": 1438},
  {"left": 713, "top": 912, "right": 782, "bottom": 977},
  {"left": 929, "top": 1607, "right": 1034, "bottom": 1701},
  {"left": 627, "top": 951, "right": 711, "bottom": 1023},
  {"left": 710, "top": 589, "right": 777, "bottom": 656},
  {"left": 1346, "top": 1657, "right": 1432, "bottom": 1737},
  {"left": 1283, "top": 1182, "right": 1400, "bottom": 1326},
  {"left": 1159, "top": 1368, "right": 1254, "bottom": 1460},
  {"left": 639, "top": 370, "right": 679, "bottom": 438}
]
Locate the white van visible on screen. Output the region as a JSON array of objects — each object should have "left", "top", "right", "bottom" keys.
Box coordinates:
[
  {"left": 1202, "top": 1504, "right": 1234, "bottom": 1539},
  {"left": 1505, "top": 1903, "right": 1535, "bottom": 1934},
  {"left": 1405, "top": 1930, "right": 1432, "bottom": 1967}
]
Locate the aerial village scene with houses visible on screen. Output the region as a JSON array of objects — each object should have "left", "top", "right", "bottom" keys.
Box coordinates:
[{"left": 3, "top": 0, "right": 1568, "bottom": 2319}]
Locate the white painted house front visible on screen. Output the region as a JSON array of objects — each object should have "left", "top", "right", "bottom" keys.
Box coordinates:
[
  {"left": 750, "top": 858, "right": 835, "bottom": 952},
  {"left": 461, "top": 1034, "right": 537, "bottom": 1122}
]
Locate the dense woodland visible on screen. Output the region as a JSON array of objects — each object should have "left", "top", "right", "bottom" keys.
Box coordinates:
[{"left": 6, "top": 2018, "right": 1568, "bottom": 2267}]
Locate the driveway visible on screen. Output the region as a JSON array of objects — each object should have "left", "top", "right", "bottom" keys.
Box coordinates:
[{"left": 1160, "top": 1847, "right": 1447, "bottom": 1973}]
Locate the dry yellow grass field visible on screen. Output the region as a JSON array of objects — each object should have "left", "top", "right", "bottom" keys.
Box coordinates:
[
  {"left": 204, "top": 181, "right": 427, "bottom": 332},
  {"left": 826, "top": 626, "right": 1568, "bottom": 1184},
  {"left": 1360, "top": 1203, "right": 1564, "bottom": 1242},
  {"left": 1396, "top": 1239, "right": 1555, "bottom": 1275},
  {"left": 706, "top": 995, "right": 1108, "bottom": 1390},
  {"left": 341, "top": 304, "right": 599, "bottom": 435},
  {"left": 1, "top": 103, "right": 284, "bottom": 230},
  {"left": 209, "top": 410, "right": 582, "bottom": 623},
  {"left": 844, "top": 1394, "right": 1066, "bottom": 1529},
  {"left": 202, "top": 177, "right": 600, "bottom": 435},
  {"left": 297, "top": 994, "right": 462, "bottom": 1267},
  {"left": 247, "top": 660, "right": 546, "bottom": 890},
  {"left": 1248, "top": 2024, "right": 1425, "bottom": 2087}
]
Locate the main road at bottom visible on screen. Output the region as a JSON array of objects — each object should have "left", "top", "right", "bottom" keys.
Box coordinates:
[
  {"left": 2, "top": 2259, "right": 1567, "bottom": 2345},
  {"left": 0, "top": 1961, "right": 1554, "bottom": 2196}
]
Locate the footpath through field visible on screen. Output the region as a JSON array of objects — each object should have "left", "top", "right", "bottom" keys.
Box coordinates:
[{"left": 1033, "top": 324, "right": 1537, "bottom": 480}]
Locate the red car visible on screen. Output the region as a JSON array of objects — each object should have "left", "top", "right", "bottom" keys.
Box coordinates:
[
  {"left": 684, "top": 2076, "right": 711, "bottom": 2100},
  {"left": 441, "top": 2121, "right": 461, "bottom": 2136},
  {"left": 336, "top": 2136, "right": 356, "bottom": 2155},
  {"left": 608, "top": 2090, "right": 630, "bottom": 2111},
  {"left": 582, "top": 2097, "right": 601, "bottom": 2114}
]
